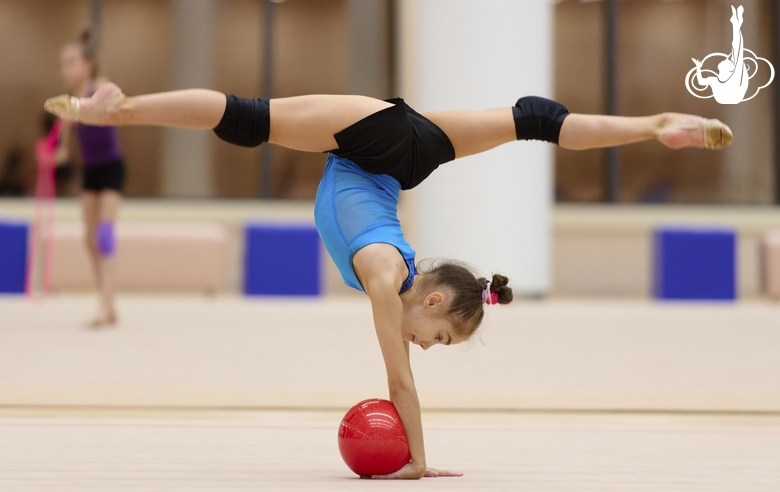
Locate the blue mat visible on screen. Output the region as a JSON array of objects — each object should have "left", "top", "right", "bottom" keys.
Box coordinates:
[
  {"left": 654, "top": 227, "right": 736, "bottom": 300},
  {"left": 244, "top": 223, "right": 321, "bottom": 296},
  {"left": 0, "top": 221, "right": 28, "bottom": 294}
]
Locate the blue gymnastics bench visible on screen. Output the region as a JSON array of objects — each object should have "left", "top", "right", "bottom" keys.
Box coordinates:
[
  {"left": 244, "top": 223, "right": 322, "bottom": 296},
  {"left": 654, "top": 227, "right": 736, "bottom": 301},
  {"left": 0, "top": 220, "right": 28, "bottom": 294}
]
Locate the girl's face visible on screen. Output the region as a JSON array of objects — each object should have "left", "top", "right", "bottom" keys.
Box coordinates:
[
  {"left": 401, "top": 292, "right": 462, "bottom": 350},
  {"left": 60, "top": 45, "right": 92, "bottom": 92}
]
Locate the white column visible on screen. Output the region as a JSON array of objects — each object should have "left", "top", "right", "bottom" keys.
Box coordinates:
[
  {"left": 398, "top": 0, "right": 554, "bottom": 295},
  {"left": 161, "top": 0, "right": 216, "bottom": 197}
]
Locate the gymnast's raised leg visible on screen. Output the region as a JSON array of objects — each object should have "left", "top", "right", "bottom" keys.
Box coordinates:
[{"left": 44, "top": 83, "right": 733, "bottom": 157}]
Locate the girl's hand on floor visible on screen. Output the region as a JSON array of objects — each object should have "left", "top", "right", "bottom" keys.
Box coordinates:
[
  {"left": 424, "top": 467, "right": 463, "bottom": 478},
  {"left": 371, "top": 462, "right": 462, "bottom": 479}
]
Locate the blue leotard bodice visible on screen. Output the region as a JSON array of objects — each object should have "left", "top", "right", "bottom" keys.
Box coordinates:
[{"left": 314, "top": 154, "right": 416, "bottom": 294}]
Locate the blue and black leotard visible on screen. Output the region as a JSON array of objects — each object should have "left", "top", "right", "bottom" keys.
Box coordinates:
[
  {"left": 314, "top": 98, "right": 455, "bottom": 294},
  {"left": 213, "top": 95, "right": 568, "bottom": 294}
]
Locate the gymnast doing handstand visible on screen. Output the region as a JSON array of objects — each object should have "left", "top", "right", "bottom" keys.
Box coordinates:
[{"left": 45, "top": 83, "right": 732, "bottom": 479}]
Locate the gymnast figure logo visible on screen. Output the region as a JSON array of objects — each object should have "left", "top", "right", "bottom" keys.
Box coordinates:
[{"left": 685, "top": 5, "right": 774, "bottom": 104}]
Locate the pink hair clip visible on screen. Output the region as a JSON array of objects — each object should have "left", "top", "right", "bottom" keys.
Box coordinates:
[{"left": 482, "top": 280, "right": 498, "bottom": 305}]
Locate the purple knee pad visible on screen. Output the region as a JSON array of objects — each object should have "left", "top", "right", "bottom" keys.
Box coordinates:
[{"left": 96, "top": 221, "right": 116, "bottom": 257}]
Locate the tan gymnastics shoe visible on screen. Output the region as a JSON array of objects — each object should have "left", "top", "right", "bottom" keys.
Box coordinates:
[
  {"left": 658, "top": 117, "right": 733, "bottom": 150},
  {"left": 44, "top": 83, "right": 125, "bottom": 125},
  {"left": 44, "top": 94, "right": 81, "bottom": 121},
  {"left": 702, "top": 118, "right": 733, "bottom": 150}
]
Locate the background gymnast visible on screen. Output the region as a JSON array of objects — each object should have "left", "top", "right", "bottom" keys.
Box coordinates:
[
  {"left": 58, "top": 32, "right": 126, "bottom": 327},
  {"left": 45, "top": 84, "right": 733, "bottom": 479}
]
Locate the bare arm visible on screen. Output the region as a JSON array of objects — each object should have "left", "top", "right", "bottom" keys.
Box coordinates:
[{"left": 353, "top": 244, "right": 426, "bottom": 479}]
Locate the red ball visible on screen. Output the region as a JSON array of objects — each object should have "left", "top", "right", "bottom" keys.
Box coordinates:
[{"left": 338, "top": 398, "right": 411, "bottom": 477}]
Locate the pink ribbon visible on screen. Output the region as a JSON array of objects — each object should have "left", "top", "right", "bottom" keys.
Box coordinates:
[{"left": 26, "top": 120, "right": 60, "bottom": 301}]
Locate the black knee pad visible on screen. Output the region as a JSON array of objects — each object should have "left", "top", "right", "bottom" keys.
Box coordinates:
[
  {"left": 512, "top": 96, "right": 569, "bottom": 145},
  {"left": 213, "top": 95, "right": 270, "bottom": 148}
]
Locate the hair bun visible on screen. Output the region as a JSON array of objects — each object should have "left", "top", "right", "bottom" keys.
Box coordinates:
[{"left": 489, "top": 273, "right": 513, "bottom": 305}]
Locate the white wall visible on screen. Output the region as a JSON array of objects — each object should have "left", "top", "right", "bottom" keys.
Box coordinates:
[{"left": 398, "top": 0, "right": 554, "bottom": 295}]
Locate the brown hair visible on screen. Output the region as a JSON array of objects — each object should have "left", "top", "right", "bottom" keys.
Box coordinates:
[
  {"left": 68, "top": 29, "right": 99, "bottom": 78},
  {"left": 416, "top": 259, "right": 513, "bottom": 338}
]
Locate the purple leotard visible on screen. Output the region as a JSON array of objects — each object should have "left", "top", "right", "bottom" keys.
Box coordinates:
[
  {"left": 76, "top": 87, "right": 122, "bottom": 166},
  {"left": 77, "top": 124, "right": 122, "bottom": 166}
]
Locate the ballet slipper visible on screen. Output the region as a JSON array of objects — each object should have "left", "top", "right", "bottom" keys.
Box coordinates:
[
  {"left": 44, "top": 95, "right": 81, "bottom": 121},
  {"left": 702, "top": 119, "right": 733, "bottom": 149},
  {"left": 657, "top": 118, "right": 733, "bottom": 150},
  {"left": 44, "top": 83, "right": 125, "bottom": 125}
]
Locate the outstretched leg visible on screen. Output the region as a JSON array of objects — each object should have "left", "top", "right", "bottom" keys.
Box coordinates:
[
  {"left": 422, "top": 108, "right": 516, "bottom": 159},
  {"left": 45, "top": 86, "right": 732, "bottom": 155},
  {"left": 44, "top": 84, "right": 392, "bottom": 152},
  {"left": 269, "top": 96, "right": 392, "bottom": 151},
  {"left": 425, "top": 109, "right": 733, "bottom": 156},
  {"left": 45, "top": 85, "right": 227, "bottom": 130},
  {"left": 560, "top": 113, "right": 732, "bottom": 150}
]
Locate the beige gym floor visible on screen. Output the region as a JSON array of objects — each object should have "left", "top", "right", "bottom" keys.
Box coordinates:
[
  {"left": 1, "top": 407, "right": 779, "bottom": 491},
  {"left": 2, "top": 294, "right": 779, "bottom": 490}
]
